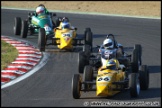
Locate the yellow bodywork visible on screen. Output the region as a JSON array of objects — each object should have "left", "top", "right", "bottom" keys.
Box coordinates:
[
  {"left": 54, "top": 23, "right": 77, "bottom": 50},
  {"left": 96, "top": 59, "right": 125, "bottom": 96}
]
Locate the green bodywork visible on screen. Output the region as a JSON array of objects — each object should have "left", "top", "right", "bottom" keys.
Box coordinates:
[{"left": 31, "top": 13, "right": 54, "bottom": 35}]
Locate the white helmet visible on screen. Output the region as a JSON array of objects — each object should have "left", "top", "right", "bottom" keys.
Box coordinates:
[
  {"left": 36, "top": 6, "right": 45, "bottom": 15},
  {"left": 103, "top": 38, "right": 114, "bottom": 49}
]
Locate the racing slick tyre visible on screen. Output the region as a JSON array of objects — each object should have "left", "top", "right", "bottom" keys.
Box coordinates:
[
  {"left": 55, "top": 17, "right": 62, "bottom": 27},
  {"left": 72, "top": 74, "right": 81, "bottom": 99},
  {"left": 134, "top": 44, "right": 142, "bottom": 65},
  {"left": 139, "top": 65, "right": 149, "bottom": 90},
  {"left": 84, "top": 28, "right": 93, "bottom": 51},
  {"left": 21, "top": 20, "right": 28, "bottom": 38},
  {"left": 78, "top": 52, "right": 89, "bottom": 73},
  {"left": 38, "top": 28, "right": 46, "bottom": 52},
  {"left": 83, "top": 44, "right": 91, "bottom": 57},
  {"left": 129, "top": 73, "right": 140, "bottom": 97},
  {"left": 131, "top": 49, "right": 140, "bottom": 73},
  {"left": 83, "top": 65, "right": 93, "bottom": 90},
  {"left": 14, "top": 17, "right": 22, "bottom": 35}
]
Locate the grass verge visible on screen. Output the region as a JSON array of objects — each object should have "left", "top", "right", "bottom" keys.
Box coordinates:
[{"left": 1, "top": 40, "right": 19, "bottom": 70}]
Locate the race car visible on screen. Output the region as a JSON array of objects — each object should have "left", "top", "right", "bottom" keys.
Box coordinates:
[
  {"left": 77, "top": 34, "right": 142, "bottom": 74},
  {"left": 13, "top": 11, "right": 56, "bottom": 38},
  {"left": 38, "top": 24, "right": 93, "bottom": 52},
  {"left": 72, "top": 55, "right": 149, "bottom": 99}
]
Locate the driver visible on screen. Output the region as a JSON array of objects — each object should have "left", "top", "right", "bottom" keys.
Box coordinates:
[
  {"left": 35, "top": 6, "right": 46, "bottom": 15},
  {"left": 56, "top": 17, "right": 76, "bottom": 30},
  {"left": 99, "top": 35, "right": 123, "bottom": 60},
  {"left": 35, "top": 4, "right": 50, "bottom": 15}
]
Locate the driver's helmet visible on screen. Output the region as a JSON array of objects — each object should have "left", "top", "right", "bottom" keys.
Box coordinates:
[
  {"left": 106, "top": 59, "right": 116, "bottom": 70},
  {"left": 62, "top": 17, "right": 70, "bottom": 23},
  {"left": 61, "top": 22, "right": 70, "bottom": 29},
  {"left": 36, "top": 6, "right": 45, "bottom": 15},
  {"left": 38, "top": 4, "right": 45, "bottom": 8},
  {"left": 103, "top": 38, "right": 114, "bottom": 49}
]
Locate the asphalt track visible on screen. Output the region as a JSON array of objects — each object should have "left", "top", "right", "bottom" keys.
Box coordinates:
[{"left": 1, "top": 9, "right": 161, "bottom": 107}]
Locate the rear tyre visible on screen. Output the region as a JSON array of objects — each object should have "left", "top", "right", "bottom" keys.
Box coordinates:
[
  {"left": 14, "top": 17, "right": 21, "bottom": 35},
  {"left": 38, "top": 28, "right": 46, "bottom": 52},
  {"left": 55, "top": 17, "right": 62, "bottom": 27},
  {"left": 84, "top": 28, "right": 93, "bottom": 51},
  {"left": 139, "top": 65, "right": 149, "bottom": 90},
  {"left": 83, "top": 44, "right": 91, "bottom": 57},
  {"left": 131, "top": 49, "right": 139, "bottom": 73},
  {"left": 72, "top": 74, "right": 81, "bottom": 99},
  {"left": 134, "top": 44, "right": 142, "bottom": 65},
  {"left": 21, "top": 20, "right": 28, "bottom": 38},
  {"left": 129, "top": 73, "right": 140, "bottom": 97}
]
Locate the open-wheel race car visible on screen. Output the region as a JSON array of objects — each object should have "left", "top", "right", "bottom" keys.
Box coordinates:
[
  {"left": 38, "top": 24, "right": 93, "bottom": 52},
  {"left": 72, "top": 34, "right": 149, "bottom": 99},
  {"left": 13, "top": 11, "right": 56, "bottom": 38}
]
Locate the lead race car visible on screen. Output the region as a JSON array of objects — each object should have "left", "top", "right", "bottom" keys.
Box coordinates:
[
  {"left": 13, "top": 11, "right": 56, "bottom": 38},
  {"left": 72, "top": 34, "right": 149, "bottom": 99},
  {"left": 38, "top": 20, "right": 93, "bottom": 52}
]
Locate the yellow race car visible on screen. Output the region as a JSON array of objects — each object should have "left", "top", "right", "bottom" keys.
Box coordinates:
[
  {"left": 38, "top": 20, "right": 93, "bottom": 52},
  {"left": 72, "top": 58, "right": 149, "bottom": 99}
]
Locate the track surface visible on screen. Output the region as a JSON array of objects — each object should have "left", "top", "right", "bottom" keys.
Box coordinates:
[{"left": 1, "top": 9, "right": 161, "bottom": 107}]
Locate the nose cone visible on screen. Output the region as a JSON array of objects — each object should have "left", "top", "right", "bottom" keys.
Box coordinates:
[
  {"left": 96, "top": 82, "right": 109, "bottom": 96},
  {"left": 59, "top": 36, "right": 72, "bottom": 49}
]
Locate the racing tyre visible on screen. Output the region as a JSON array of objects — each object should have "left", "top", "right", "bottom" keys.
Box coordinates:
[
  {"left": 129, "top": 73, "right": 140, "bottom": 97},
  {"left": 139, "top": 65, "right": 149, "bottom": 90},
  {"left": 83, "top": 65, "right": 93, "bottom": 90},
  {"left": 134, "top": 44, "right": 142, "bottom": 65},
  {"left": 21, "top": 20, "right": 28, "bottom": 38},
  {"left": 38, "top": 28, "right": 46, "bottom": 52},
  {"left": 78, "top": 52, "right": 87, "bottom": 73},
  {"left": 131, "top": 49, "right": 140, "bottom": 73},
  {"left": 83, "top": 44, "right": 91, "bottom": 57},
  {"left": 14, "top": 17, "right": 21, "bottom": 35},
  {"left": 55, "top": 17, "right": 61, "bottom": 27},
  {"left": 72, "top": 74, "right": 81, "bottom": 99},
  {"left": 84, "top": 28, "right": 93, "bottom": 51}
]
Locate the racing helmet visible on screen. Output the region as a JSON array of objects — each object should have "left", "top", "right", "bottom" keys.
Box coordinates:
[
  {"left": 106, "top": 59, "right": 116, "bottom": 70},
  {"left": 62, "top": 17, "right": 70, "bottom": 23},
  {"left": 103, "top": 38, "right": 114, "bottom": 49},
  {"left": 38, "top": 4, "right": 45, "bottom": 8},
  {"left": 61, "top": 22, "right": 70, "bottom": 29},
  {"left": 36, "top": 6, "right": 45, "bottom": 15}
]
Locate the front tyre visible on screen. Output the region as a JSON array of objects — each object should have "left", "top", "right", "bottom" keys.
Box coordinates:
[
  {"left": 83, "top": 65, "right": 93, "bottom": 90},
  {"left": 129, "top": 73, "right": 140, "bottom": 98},
  {"left": 38, "top": 28, "right": 46, "bottom": 52},
  {"left": 72, "top": 74, "right": 81, "bottom": 99}
]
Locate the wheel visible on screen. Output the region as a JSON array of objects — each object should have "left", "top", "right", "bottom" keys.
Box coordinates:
[
  {"left": 83, "top": 65, "right": 93, "bottom": 90},
  {"left": 78, "top": 52, "right": 87, "bottom": 73},
  {"left": 129, "top": 73, "right": 140, "bottom": 97},
  {"left": 84, "top": 28, "right": 93, "bottom": 51},
  {"left": 13, "top": 17, "right": 21, "bottom": 35},
  {"left": 139, "top": 65, "right": 149, "bottom": 90},
  {"left": 38, "top": 28, "right": 46, "bottom": 52},
  {"left": 83, "top": 44, "right": 91, "bottom": 57},
  {"left": 134, "top": 44, "right": 142, "bottom": 65},
  {"left": 55, "top": 17, "right": 62, "bottom": 27},
  {"left": 131, "top": 49, "right": 140, "bottom": 73},
  {"left": 72, "top": 74, "right": 81, "bottom": 99},
  {"left": 21, "top": 20, "right": 28, "bottom": 38}
]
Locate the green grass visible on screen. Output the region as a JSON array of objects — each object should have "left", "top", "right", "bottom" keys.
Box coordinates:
[{"left": 1, "top": 40, "right": 19, "bottom": 70}]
